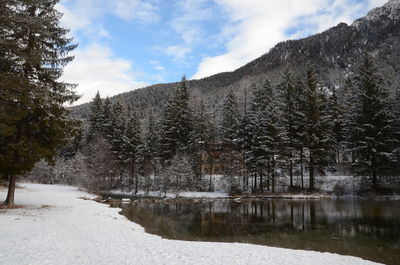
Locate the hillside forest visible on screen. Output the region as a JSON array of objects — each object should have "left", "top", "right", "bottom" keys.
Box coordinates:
[{"left": 31, "top": 55, "right": 400, "bottom": 195}]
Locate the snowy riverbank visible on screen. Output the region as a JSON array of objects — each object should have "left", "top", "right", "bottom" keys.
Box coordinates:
[{"left": 0, "top": 183, "right": 381, "bottom": 265}]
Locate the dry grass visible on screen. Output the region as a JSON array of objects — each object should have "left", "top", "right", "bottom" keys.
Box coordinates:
[
  {"left": 0, "top": 204, "right": 24, "bottom": 210},
  {"left": 38, "top": 204, "right": 52, "bottom": 209}
]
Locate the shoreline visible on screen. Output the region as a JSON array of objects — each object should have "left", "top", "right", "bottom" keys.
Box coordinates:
[{"left": 0, "top": 183, "right": 381, "bottom": 265}]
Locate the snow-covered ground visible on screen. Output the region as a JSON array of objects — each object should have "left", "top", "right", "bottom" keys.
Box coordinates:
[
  {"left": 0, "top": 183, "right": 381, "bottom": 265},
  {"left": 108, "top": 189, "right": 229, "bottom": 199}
]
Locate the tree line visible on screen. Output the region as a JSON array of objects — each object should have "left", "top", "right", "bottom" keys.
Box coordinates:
[{"left": 48, "top": 54, "right": 400, "bottom": 195}]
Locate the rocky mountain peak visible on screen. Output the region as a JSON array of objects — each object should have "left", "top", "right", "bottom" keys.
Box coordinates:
[{"left": 352, "top": 0, "right": 400, "bottom": 27}]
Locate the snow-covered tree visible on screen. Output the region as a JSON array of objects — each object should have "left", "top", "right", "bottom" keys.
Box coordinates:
[
  {"left": 347, "top": 54, "right": 396, "bottom": 189},
  {"left": 123, "top": 113, "right": 142, "bottom": 193},
  {"left": 303, "top": 64, "right": 333, "bottom": 191},
  {"left": 0, "top": 0, "right": 79, "bottom": 206},
  {"left": 159, "top": 76, "right": 192, "bottom": 166},
  {"left": 277, "top": 69, "right": 298, "bottom": 188},
  {"left": 88, "top": 92, "right": 103, "bottom": 138},
  {"left": 220, "top": 90, "right": 241, "bottom": 192}
]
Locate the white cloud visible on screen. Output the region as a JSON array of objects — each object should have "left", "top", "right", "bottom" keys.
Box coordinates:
[
  {"left": 165, "top": 45, "right": 192, "bottom": 60},
  {"left": 114, "top": 0, "right": 159, "bottom": 23},
  {"left": 62, "top": 43, "right": 148, "bottom": 105},
  {"left": 56, "top": 0, "right": 158, "bottom": 104},
  {"left": 155, "top": 65, "right": 166, "bottom": 71},
  {"left": 368, "top": 0, "right": 388, "bottom": 9},
  {"left": 192, "top": 0, "right": 389, "bottom": 79},
  {"left": 162, "top": 0, "right": 215, "bottom": 60},
  {"left": 57, "top": 0, "right": 159, "bottom": 39}
]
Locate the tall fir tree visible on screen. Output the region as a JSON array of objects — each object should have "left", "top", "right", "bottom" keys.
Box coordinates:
[
  {"left": 88, "top": 92, "right": 103, "bottom": 138},
  {"left": 220, "top": 90, "right": 241, "bottom": 192},
  {"left": 347, "top": 54, "right": 395, "bottom": 189},
  {"left": 159, "top": 76, "right": 192, "bottom": 166},
  {"left": 329, "top": 86, "right": 345, "bottom": 164},
  {"left": 0, "top": 0, "right": 79, "bottom": 206},
  {"left": 190, "top": 101, "right": 214, "bottom": 177},
  {"left": 138, "top": 110, "right": 158, "bottom": 193},
  {"left": 123, "top": 113, "right": 142, "bottom": 193},
  {"left": 277, "top": 69, "right": 297, "bottom": 188},
  {"left": 248, "top": 80, "right": 283, "bottom": 192},
  {"left": 221, "top": 90, "right": 239, "bottom": 146},
  {"left": 303, "top": 64, "right": 333, "bottom": 190}
]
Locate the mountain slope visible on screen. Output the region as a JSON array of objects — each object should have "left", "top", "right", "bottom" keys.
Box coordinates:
[{"left": 70, "top": 0, "right": 400, "bottom": 119}]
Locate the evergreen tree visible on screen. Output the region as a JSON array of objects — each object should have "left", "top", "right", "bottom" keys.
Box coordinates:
[
  {"left": 88, "top": 92, "right": 103, "bottom": 138},
  {"left": 303, "top": 64, "right": 333, "bottom": 190},
  {"left": 221, "top": 90, "right": 239, "bottom": 146},
  {"left": 159, "top": 76, "right": 192, "bottom": 165},
  {"left": 347, "top": 55, "right": 395, "bottom": 189},
  {"left": 0, "top": 0, "right": 78, "bottom": 206},
  {"left": 293, "top": 77, "right": 307, "bottom": 189},
  {"left": 138, "top": 111, "right": 158, "bottom": 193},
  {"left": 220, "top": 90, "right": 241, "bottom": 192},
  {"left": 246, "top": 82, "right": 270, "bottom": 191},
  {"left": 101, "top": 98, "right": 113, "bottom": 138},
  {"left": 190, "top": 101, "right": 214, "bottom": 178},
  {"left": 329, "top": 86, "right": 345, "bottom": 164},
  {"left": 123, "top": 113, "right": 142, "bottom": 193},
  {"left": 109, "top": 102, "right": 126, "bottom": 186},
  {"left": 277, "top": 69, "right": 297, "bottom": 188},
  {"left": 238, "top": 86, "right": 252, "bottom": 190}
]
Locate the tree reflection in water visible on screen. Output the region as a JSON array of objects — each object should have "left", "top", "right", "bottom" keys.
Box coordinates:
[{"left": 120, "top": 199, "right": 400, "bottom": 265}]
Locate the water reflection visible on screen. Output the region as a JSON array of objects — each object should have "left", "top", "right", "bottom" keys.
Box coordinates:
[{"left": 120, "top": 199, "right": 400, "bottom": 265}]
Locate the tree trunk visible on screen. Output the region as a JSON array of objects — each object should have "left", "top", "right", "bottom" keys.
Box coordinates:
[
  {"left": 309, "top": 154, "right": 314, "bottom": 191},
  {"left": 266, "top": 162, "right": 270, "bottom": 191},
  {"left": 259, "top": 171, "right": 263, "bottom": 191},
  {"left": 134, "top": 174, "right": 138, "bottom": 194},
  {"left": 4, "top": 175, "right": 16, "bottom": 207},
  {"left": 372, "top": 169, "right": 378, "bottom": 191},
  {"left": 272, "top": 156, "right": 276, "bottom": 193},
  {"left": 289, "top": 151, "right": 293, "bottom": 188},
  {"left": 300, "top": 147, "right": 304, "bottom": 189},
  {"left": 209, "top": 174, "right": 213, "bottom": 192}
]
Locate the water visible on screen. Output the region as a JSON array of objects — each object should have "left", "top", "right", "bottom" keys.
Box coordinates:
[{"left": 116, "top": 198, "right": 400, "bottom": 265}]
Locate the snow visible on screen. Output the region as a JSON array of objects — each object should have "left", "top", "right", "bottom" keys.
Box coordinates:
[
  {"left": 177, "top": 191, "right": 229, "bottom": 198},
  {"left": 0, "top": 183, "right": 381, "bottom": 265},
  {"left": 108, "top": 189, "right": 229, "bottom": 199}
]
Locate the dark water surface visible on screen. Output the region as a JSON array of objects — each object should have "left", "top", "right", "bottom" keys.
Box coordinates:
[{"left": 116, "top": 198, "right": 400, "bottom": 265}]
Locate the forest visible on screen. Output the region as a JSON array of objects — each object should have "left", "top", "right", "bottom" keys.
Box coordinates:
[{"left": 31, "top": 56, "right": 400, "bottom": 196}]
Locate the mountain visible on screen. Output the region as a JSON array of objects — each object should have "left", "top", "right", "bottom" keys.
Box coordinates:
[{"left": 69, "top": 0, "right": 400, "bottom": 120}]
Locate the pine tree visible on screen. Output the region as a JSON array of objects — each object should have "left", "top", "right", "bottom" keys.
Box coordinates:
[
  {"left": 220, "top": 90, "right": 241, "bottom": 192},
  {"left": 221, "top": 90, "right": 239, "bottom": 146},
  {"left": 347, "top": 55, "right": 395, "bottom": 189},
  {"left": 247, "top": 79, "right": 282, "bottom": 192},
  {"left": 190, "top": 101, "right": 214, "bottom": 178},
  {"left": 329, "top": 86, "right": 345, "bottom": 164},
  {"left": 238, "top": 86, "right": 252, "bottom": 190},
  {"left": 109, "top": 102, "right": 126, "bottom": 186},
  {"left": 123, "top": 113, "right": 142, "bottom": 193},
  {"left": 277, "top": 69, "right": 297, "bottom": 188},
  {"left": 293, "top": 77, "right": 307, "bottom": 189},
  {"left": 303, "top": 64, "right": 333, "bottom": 191},
  {"left": 159, "top": 76, "right": 192, "bottom": 166},
  {"left": 246, "top": 82, "right": 270, "bottom": 191},
  {"left": 174, "top": 76, "right": 192, "bottom": 150},
  {"left": 138, "top": 110, "right": 158, "bottom": 193},
  {"left": 101, "top": 98, "right": 113, "bottom": 138},
  {"left": 0, "top": 0, "right": 79, "bottom": 206},
  {"left": 88, "top": 92, "right": 103, "bottom": 138}
]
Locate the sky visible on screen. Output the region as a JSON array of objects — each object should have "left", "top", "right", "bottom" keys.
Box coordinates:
[{"left": 57, "top": 0, "right": 388, "bottom": 104}]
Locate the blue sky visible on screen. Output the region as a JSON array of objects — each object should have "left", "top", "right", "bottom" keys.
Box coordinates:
[{"left": 57, "top": 0, "right": 387, "bottom": 104}]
